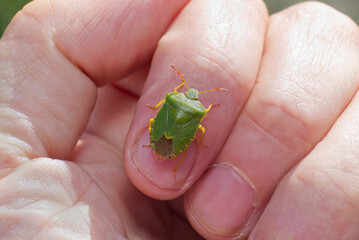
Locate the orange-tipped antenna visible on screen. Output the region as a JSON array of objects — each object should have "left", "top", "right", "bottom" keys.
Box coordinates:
[
  {"left": 198, "top": 88, "right": 228, "bottom": 95},
  {"left": 170, "top": 64, "right": 190, "bottom": 90}
]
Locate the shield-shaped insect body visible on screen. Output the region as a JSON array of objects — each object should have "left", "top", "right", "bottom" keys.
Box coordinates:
[{"left": 146, "top": 65, "right": 227, "bottom": 179}]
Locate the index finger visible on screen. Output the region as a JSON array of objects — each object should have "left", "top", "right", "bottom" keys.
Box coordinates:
[
  {"left": 0, "top": 0, "right": 188, "bottom": 168},
  {"left": 124, "top": 0, "right": 268, "bottom": 199}
]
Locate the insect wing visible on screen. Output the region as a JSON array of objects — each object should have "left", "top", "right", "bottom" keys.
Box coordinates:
[
  {"left": 172, "top": 118, "right": 201, "bottom": 156},
  {"left": 150, "top": 103, "right": 169, "bottom": 143},
  {"left": 165, "top": 105, "right": 194, "bottom": 137}
]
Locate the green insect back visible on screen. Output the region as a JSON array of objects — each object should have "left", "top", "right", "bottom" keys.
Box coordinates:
[{"left": 150, "top": 91, "right": 206, "bottom": 160}]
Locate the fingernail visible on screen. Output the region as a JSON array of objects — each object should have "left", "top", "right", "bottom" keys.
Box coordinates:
[
  {"left": 131, "top": 129, "right": 197, "bottom": 189},
  {"left": 188, "top": 164, "right": 256, "bottom": 237}
]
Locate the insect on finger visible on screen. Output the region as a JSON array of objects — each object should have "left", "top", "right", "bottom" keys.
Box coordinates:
[{"left": 147, "top": 65, "right": 228, "bottom": 179}]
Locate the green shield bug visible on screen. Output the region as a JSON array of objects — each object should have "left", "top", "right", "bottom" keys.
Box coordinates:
[{"left": 146, "top": 65, "right": 227, "bottom": 179}]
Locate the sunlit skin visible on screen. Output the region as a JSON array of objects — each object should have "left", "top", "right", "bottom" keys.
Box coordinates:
[{"left": 0, "top": 0, "right": 358, "bottom": 240}]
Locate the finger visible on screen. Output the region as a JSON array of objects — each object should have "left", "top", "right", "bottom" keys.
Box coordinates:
[
  {"left": 84, "top": 85, "right": 137, "bottom": 156},
  {"left": 0, "top": 0, "right": 187, "bottom": 169},
  {"left": 124, "top": 0, "right": 268, "bottom": 199},
  {"left": 4, "top": 0, "right": 190, "bottom": 85},
  {"left": 115, "top": 64, "right": 150, "bottom": 98},
  {"left": 249, "top": 90, "right": 359, "bottom": 239},
  {"left": 185, "top": 2, "right": 359, "bottom": 239}
]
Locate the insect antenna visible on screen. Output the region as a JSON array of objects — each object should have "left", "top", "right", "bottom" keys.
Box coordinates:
[
  {"left": 198, "top": 88, "right": 228, "bottom": 95},
  {"left": 170, "top": 64, "right": 190, "bottom": 90}
]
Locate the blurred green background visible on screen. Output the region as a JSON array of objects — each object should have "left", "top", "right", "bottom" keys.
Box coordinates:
[{"left": 1, "top": 0, "right": 358, "bottom": 37}]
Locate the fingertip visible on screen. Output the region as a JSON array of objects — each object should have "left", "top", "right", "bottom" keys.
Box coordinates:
[{"left": 125, "top": 0, "right": 269, "bottom": 200}]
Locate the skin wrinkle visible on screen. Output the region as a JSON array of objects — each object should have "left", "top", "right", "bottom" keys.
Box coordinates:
[
  {"left": 253, "top": 9, "right": 359, "bottom": 157},
  {"left": 3, "top": 36, "right": 88, "bottom": 160},
  {"left": 332, "top": 142, "right": 359, "bottom": 168},
  {"left": 11, "top": 30, "right": 95, "bottom": 158},
  {"left": 258, "top": 74, "right": 322, "bottom": 126},
  {"left": 159, "top": 2, "right": 264, "bottom": 98},
  {"left": 280, "top": 2, "right": 359, "bottom": 79},
  {"left": 57, "top": 0, "right": 116, "bottom": 44},
  {"left": 89, "top": 211, "right": 123, "bottom": 240},
  {"left": 295, "top": 167, "right": 359, "bottom": 209},
  {"left": 333, "top": 145, "right": 359, "bottom": 169},
  {"left": 197, "top": 36, "right": 238, "bottom": 71},
  {"left": 324, "top": 169, "right": 359, "bottom": 208},
  {"left": 32, "top": 161, "right": 77, "bottom": 203},
  {"left": 181, "top": 52, "right": 243, "bottom": 108},
  {"left": 0, "top": 165, "right": 94, "bottom": 239},
  {"left": 200, "top": 41, "right": 243, "bottom": 86},
  {"left": 13, "top": 197, "right": 62, "bottom": 213},
  {"left": 191, "top": 30, "right": 257, "bottom": 92},
  {"left": 72, "top": 147, "right": 130, "bottom": 239},
  {"left": 245, "top": 95, "right": 314, "bottom": 153},
  {"left": 52, "top": 169, "right": 123, "bottom": 239},
  {"left": 46, "top": 0, "right": 57, "bottom": 17},
  {"left": 111, "top": 0, "right": 141, "bottom": 45},
  {"left": 100, "top": 5, "right": 137, "bottom": 81},
  {"left": 243, "top": 109, "right": 304, "bottom": 156},
  {"left": 69, "top": 137, "right": 154, "bottom": 239},
  {"left": 30, "top": 205, "right": 88, "bottom": 239},
  {"left": 271, "top": 13, "right": 319, "bottom": 79},
  {"left": 54, "top": 11, "right": 107, "bottom": 77},
  {"left": 23, "top": 94, "right": 63, "bottom": 156},
  {"left": 52, "top": 1, "right": 136, "bottom": 83},
  {"left": 106, "top": 1, "right": 171, "bottom": 83},
  {"left": 0, "top": 109, "right": 45, "bottom": 166},
  {"left": 7, "top": 8, "right": 46, "bottom": 40},
  {"left": 271, "top": 35, "right": 323, "bottom": 104},
  {"left": 304, "top": 33, "right": 337, "bottom": 87},
  {"left": 0, "top": 148, "right": 29, "bottom": 168},
  {"left": 267, "top": 84, "right": 321, "bottom": 118}
]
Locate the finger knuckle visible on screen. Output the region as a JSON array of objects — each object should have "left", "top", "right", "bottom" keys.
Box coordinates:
[{"left": 245, "top": 92, "right": 320, "bottom": 153}]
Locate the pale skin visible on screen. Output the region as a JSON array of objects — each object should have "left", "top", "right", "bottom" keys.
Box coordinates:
[{"left": 0, "top": 0, "right": 359, "bottom": 240}]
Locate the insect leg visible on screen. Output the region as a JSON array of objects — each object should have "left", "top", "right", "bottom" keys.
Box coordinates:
[
  {"left": 205, "top": 104, "right": 213, "bottom": 113},
  {"left": 173, "top": 82, "right": 185, "bottom": 93},
  {"left": 198, "top": 88, "right": 228, "bottom": 95},
  {"left": 173, "top": 149, "right": 188, "bottom": 181},
  {"left": 146, "top": 99, "right": 165, "bottom": 110},
  {"left": 198, "top": 124, "right": 207, "bottom": 148},
  {"left": 148, "top": 118, "right": 154, "bottom": 133},
  {"left": 205, "top": 104, "right": 220, "bottom": 113},
  {"left": 170, "top": 65, "right": 190, "bottom": 90},
  {"left": 142, "top": 118, "right": 155, "bottom": 148}
]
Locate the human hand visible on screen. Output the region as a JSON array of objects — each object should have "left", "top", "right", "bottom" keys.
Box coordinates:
[
  {"left": 1, "top": 1, "right": 358, "bottom": 240},
  {"left": 0, "top": 0, "right": 202, "bottom": 239},
  {"left": 124, "top": 1, "right": 359, "bottom": 239}
]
